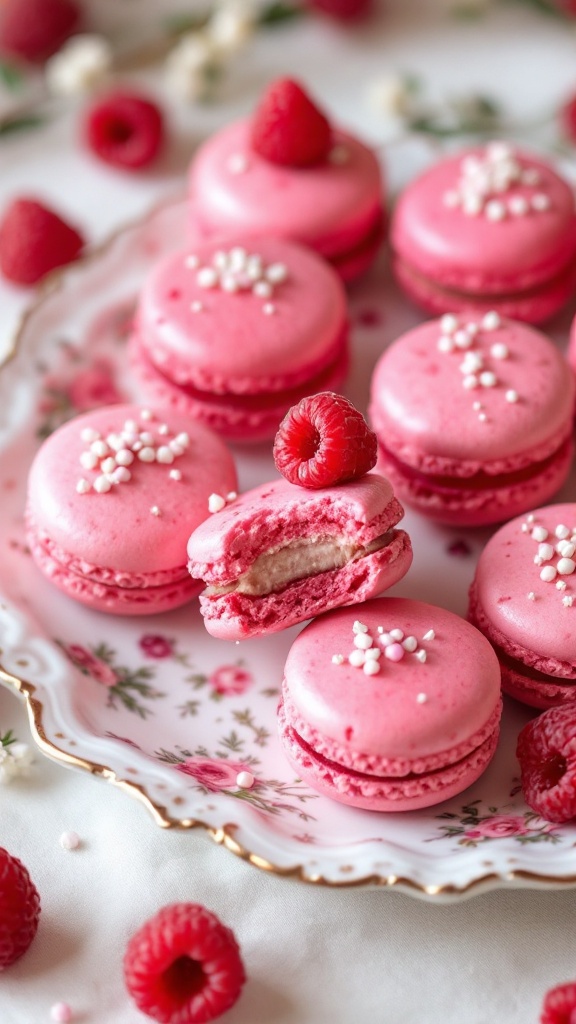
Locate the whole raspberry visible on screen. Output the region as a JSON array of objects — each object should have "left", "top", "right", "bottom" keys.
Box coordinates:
[
  {"left": 251, "top": 78, "right": 332, "bottom": 168},
  {"left": 540, "top": 981, "right": 576, "bottom": 1024},
  {"left": 0, "top": 198, "right": 84, "bottom": 285},
  {"left": 273, "top": 392, "right": 378, "bottom": 489},
  {"left": 84, "top": 91, "right": 165, "bottom": 171},
  {"left": 0, "top": 0, "right": 80, "bottom": 63},
  {"left": 0, "top": 847, "right": 41, "bottom": 968},
  {"left": 516, "top": 705, "right": 576, "bottom": 824},
  {"left": 124, "top": 903, "right": 246, "bottom": 1023},
  {"left": 306, "top": 0, "right": 374, "bottom": 20}
]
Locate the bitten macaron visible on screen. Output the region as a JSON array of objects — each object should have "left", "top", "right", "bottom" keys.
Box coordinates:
[
  {"left": 187, "top": 474, "right": 412, "bottom": 640},
  {"left": 278, "top": 598, "right": 502, "bottom": 812},
  {"left": 129, "top": 236, "right": 348, "bottom": 442},
  {"left": 391, "top": 142, "right": 576, "bottom": 324},
  {"left": 188, "top": 78, "right": 385, "bottom": 283},
  {"left": 469, "top": 503, "right": 576, "bottom": 709},
  {"left": 369, "top": 311, "right": 575, "bottom": 526},
  {"left": 26, "top": 404, "right": 237, "bottom": 614}
]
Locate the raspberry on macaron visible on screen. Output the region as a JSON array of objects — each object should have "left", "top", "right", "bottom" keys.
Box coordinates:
[
  {"left": 124, "top": 902, "right": 246, "bottom": 1023},
  {"left": 273, "top": 392, "right": 378, "bottom": 488},
  {"left": 0, "top": 197, "right": 84, "bottom": 285},
  {"left": 251, "top": 78, "right": 332, "bottom": 168},
  {"left": 83, "top": 90, "right": 165, "bottom": 171},
  {"left": 0, "top": 847, "right": 41, "bottom": 968}
]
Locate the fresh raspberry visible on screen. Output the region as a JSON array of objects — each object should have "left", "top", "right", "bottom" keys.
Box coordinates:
[
  {"left": 306, "top": 0, "right": 374, "bottom": 20},
  {"left": 251, "top": 78, "right": 332, "bottom": 168},
  {"left": 540, "top": 981, "right": 576, "bottom": 1024},
  {"left": 84, "top": 91, "right": 165, "bottom": 171},
  {"left": 0, "top": 0, "right": 80, "bottom": 63},
  {"left": 273, "top": 392, "right": 378, "bottom": 489},
  {"left": 123, "top": 903, "right": 246, "bottom": 1023},
  {"left": 0, "top": 847, "right": 41, "bottom": 968},
  {"left": 0, "top": 198, "right": 84, "bottom": 285},
  {"left": 516, "top": 705, "right": 576, "bottom": 824}
]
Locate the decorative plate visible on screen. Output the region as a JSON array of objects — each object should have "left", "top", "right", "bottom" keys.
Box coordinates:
[{"left": 1, "top": 198, "right": 576, "bottom": 902}]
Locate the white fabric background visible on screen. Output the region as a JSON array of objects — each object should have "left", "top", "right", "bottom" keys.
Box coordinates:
[{"left": 2, "top": 2, "right": 576, "bottom": 1021}]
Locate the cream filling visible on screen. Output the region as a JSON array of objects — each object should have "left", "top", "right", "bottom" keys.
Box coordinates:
[{"left": 206, "top": 531, "right": 395, "bottom": 598}]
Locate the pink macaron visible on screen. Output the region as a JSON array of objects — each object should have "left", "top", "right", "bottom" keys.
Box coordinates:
[
  {"left": 278, "top": 598, "right": 502, "bottom": 812},
  {"left": 128, "top": 236, "right": 348, "bottom": 443},
  {"left": 568, "top": 314, "right": 576, "bottom": 380},
  {"left": 187, "top": 474, "right": 412, "bottom": 640},
  {"left": 188, "top": 91, "right": 384, "bottom": 283},
  {"left": 369, "top": 311, "right": 575, "bottom": 526},
  {"left": 26, "top": 404, "right": 237, "bottom": 615},
  {"left": 469, "top": 503, "right": 576, "bottom": 710},
  {"left": 391, "top": 142, "right": 576, "bottom": 324}
]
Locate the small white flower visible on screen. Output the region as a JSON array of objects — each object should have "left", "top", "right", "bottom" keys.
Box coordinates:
[
  {"left": 45, "top": 35, "right": 112, "bottom": 97},
  {"left": 165, "top": 33, "right": 215, "bottom": 102},
  {"left": 366, "top": 74, "right": 412, "bottom": 120},
  {"left": 208, "top": 1, "right": 256, "bottom": 55},
  {"left": 0, "top": 740, "right": 33, "bottom": 783}
]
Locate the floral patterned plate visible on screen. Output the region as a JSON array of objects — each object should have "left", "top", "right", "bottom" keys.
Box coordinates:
[{"left": 1, "top": 198, "right": 576, "bottom": 902}]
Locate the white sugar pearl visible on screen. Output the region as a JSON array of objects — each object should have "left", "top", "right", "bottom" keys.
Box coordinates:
[
  {"left": 348, "top": 650, "right": 366, "bottom": 667},
  {"left": 230, "top": 246, "right": 247, "bottom": 267},
  {"left": 50, "top": 1002, "right": 73, "bottom": 1023},
  {"left": 80, "top": 451, "right": 98, "bottom": 470},
  {"left": 138, "top": 447, "right": 155, "bottom": 462},
  {"left": 169, "top": 469, "right": 182, "bottom": 481},
  {"left": 437, "top": 336, "right": 455, "bottom": 353},
  {"left": 352, "top": 621, "right": 368, "bottom": 634},
  {"left": 482, "top": 311, "right": 501, "bottom": 331},
  {"left": 156, "top": 446, "right": 174, "bottom": 464},
  {"left": 378, "top": 632, "right": 393, "bottom": 647},
  {"left": 150, "top": 505, "right": 161, "bottom": 516},
  {"left": 416, "top": 692, "right": 428, "bottom": 704},
  {"left": 263, "top": 303, "right": 276, "bottom": 315},
  {"left": 140, "top": 409, "right": 153, "bottom": 421},
  {"left": 236, "top": 771, "right": 254, "bottom": 789},
  {"left": 175, "top": 433, "right": 190, "bottom": 448},
  {"left": 170, "top": 442, "right": 184, "bottom": 456},
  {"left": 509, "top": 195, "right": 529, "bottom": 216},
  {"left": 389, "top": 628, "right": 404, "bottom": 641},
  {"left": 402, "top": 636, "right": 418, "bottom": 652},
  {"left": 491, "top": 343, "right": 509, "bottom": 359},
  {"left": 485, "top": 199, "right": 506, "bottom": 221},
  {"left": 423, "top": 629, "right": 435, "bottom": 641},
  {"left": 532, "top": 526, "right": 549, "bottom": 542},
  {"left": 363, "top": 660, "right": 381, "bottom": 676},
  {"left": 463, "top": 375, "right": 479, "bottom": 390},
  {"left": 440, "top": 314, "right": 459, "bottom": 334},
  {"left": 384, "top": 643, "right": 405, "bottom": 662},
  {"left": 558, "top": 558, "right": 576, "bottom": 575},
  {"left": 354, "top": 633, "right": 373, "bottom": 650},
  {"left": 213, "top": 251, "right": 229, "bottom": 270},
  {"left": 59, "top": 831, "right": 80, "bottom": 850},
  {"left": 364, "top": 647, "right": 382, "bottom": 660},
  {"left": 106, "top": 433, "right": 125, "bottom": 451},
  {"left": 115, "top": 449, "right": 134, "bottom": 467},
  {"left": 197, "top": 267, "right": 218, "bottom": 288},
  {"left": 478, "top": 412, "right": 487, "bottom": 422},
  {"left": 539, "top": 543, "right": 554, "bottom": 561},
  {"left": 557, "top": 541, "right": 576, "bottom": 558},
  {"left": 463, "top": 195, "right": 483, "bottom": 216},
  {"left": 253, "top": 280, "right": 272, "bottom": 298},
  {"left": 208, "top": 493, "right": 226, "bottom": 513},
  {"left": 460, "top": 353, "right": 483, "bottom": 373},
  {"left": 555, "top": 524, "right": 571, "bottom": 539},
  {"left": 266, "top": 262, "right": 288, "bottom": 284},
  {"left": 76, "top": 479, "right": 90, "bottom": 494},
  {"left": 91, "top": 440, "right": 108, "bottom": 457},
  {"left": 139, "top": 431, "right": 154, "bottom": 445},
  {"left": 487, "top": 141, "right": 513, "bottom": 161},
  {"left": 331, "top": 654, "right": 344, "bottom": 665},
  {"left": 221, "top": 274, "right": 239, "bottom": 293},
  {"left": 473, "top": 402, "right": 483, "bottom": 411},
  {"left": 454, "top": 329, "right": 474, "bottom": 349},
  {"left": 80, "top": 427, "right": 100, "bottom": 443},
  {"left": 531, "top": 193, "right": 551, "bottom": 212},
  {"left": 184, "top": 254, "right": 199, "bottom": 269},
  {"left": 101, "top": 457, "right": 116, "bottom": 474},
  {"left": 415, "top": 649, "right": 427, "bottom": 663},
  {"left": 226, "top": 491, "right": 237, "bottom": 502},
  {"left": 93, "top": 475, "right": 111, "bottom": 494},
  {"left": 540, "top": 565, "right": 557, "bottom": 582},
  {"left": 124, "top": 420, "right": 138, "bottom": 433},
  {"left": 563, "top": 596, "right": 574, "bottom": 607},
  {"left": 505, "top": 390, "right": 519, "bottom": 403},
  {"left": 479, "top": 371, "right": 497, "bottom": 388},
  {"left": 112, "top": 467, "right": 131, "bottom": 483}
]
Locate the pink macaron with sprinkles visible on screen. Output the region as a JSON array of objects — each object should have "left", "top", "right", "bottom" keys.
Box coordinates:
[
  {"left": 26, "top": 404, "right": 237, "bottom": 614},
  {"left": 469, "top": 503, "right": 576, "bottom": 709},
  {"left": 129, "top": 236, "right": 348, "bottom": 443},
  {"left": 187, "top": 474, "right": 412, "bottom": 640},
  {"left": 391, "top": 142, "right": 576, "bottom": 324},
  {"left": 278, "top": 598, "right": 502, "bottom": 812},
  {"left": 369, "top": 311, "right": 575, "bottom": 526},
  {"left": 188, "top": 78, "right": 384, "bottom": 283}
]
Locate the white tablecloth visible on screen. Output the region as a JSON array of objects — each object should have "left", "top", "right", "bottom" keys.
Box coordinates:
[{"left": 2, "top": 3, "right": 576, "bottom": 1021}]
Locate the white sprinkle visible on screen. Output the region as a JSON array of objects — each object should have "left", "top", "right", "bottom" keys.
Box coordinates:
[
  {"left": 156, "top": 446, "right": 175, "bottom": 465},
  {"left": 226, "top": 491, "right": 237, "bottom": 502},
  {"left": 106, "top": 432, "right": 124, "bottom": 451},
  {"left": 80, "top": 451, "right": 98, "bottom": 470},
  {"left": 329, "top": 144, "right": 350, "bottom": 165},
  {"left": 505, "top": 390, "right": 519, "bottom": 403},
  {"left": 402, "top": 636, "right": 418, "bottom": 652},
  {"left": 208, "top": 493, "right": 226, "bottom": 513},
  {"left": 478, "top": 412, "right": 487, "bottom": 422},
  {"left": 139, "top": 431, "right": 154, "bottom": 445},
  {"left": 184, "top": 254, "right": 199, "bottom": 270},
  {"left": 389, "top": 628, "right": 404, "bottom": 641},
  {"left": 221, "top": 274, "right": 238, "bottom": 293},
  {"left": 227, "top": 153, "right": 248, "bottom": 175},
  {"left": 80, "top": 427, "right": 100, "bottom": 444},
  {"left": 50, "top": 1003, "right": 73, "bottom": 1023},
  {"left": 487, "top": 141, "right": 513, "bottom": 161},
  {"left": 463, "top": 194, "right": 483, "bottom": 216},
  {"left": 236, "top": 771, "right": 254, "bottom": 789},
  {"left": 539, "top": 543, "right": 554, "bottom": 561},
  {"left": 440, "top": 314, "right": 459, "bottom": 334},
  {"left": 527, "top": 591, "right": 536, "bottom": 601},
  {"left": 90, "top": 440, "right": 109, "bottom": 457},
  {"left": 423, "top": 629, "right": 435, "bottom": 641},
  {"left": 438, "top": 335, "right": 455, "bottom": 353},
  {"left": 76, "top": 479, "right": 90, "bottom": 494},
  {"left": 266, "top": 262, "right": 288, "bottom": 284},
  {"left": 531, "top": 193, "right": 551, "bottom": 212},
  {"left": 138, "top": 447, "right": 156, "bottom": 463},
  {"left": 556, "top": 580, "right": 567, "bottom": 591},
  {"left": 354, "top": 633, "right": 373, "bottom": 650},
  {"left": 364, "top": 647, "right": 382, "bottom": 660},
  {"left": 508, "top": 195, "right": 529, "bottom": 216},
  {"left": 482, "top": 311, "right": 501, "bottom": 331},
  {"left": 169, "top": 469, "right": 182, "bottom": 481},
  {"left": 124, "top": 419, "right": 138, "bottom": 433},
  {"left": 150, "top": 506, "right": 161, "bottom": 517},
  {"left": 230, "top": 247, "right": 247, "bottom": 270},
  {"left": 558, "top": 558, "right": 576, "bottom": 576},
  {"left": 555, "top": 524, "right": 571, "bottom": 540},
  {"left": 415, "top": 649, "right": 427, "bottom": 663},
  {"left": 59, "top": 831, "right": 80, "bottom": 850},
  {"left": 460, "top": 352, "right": 483, "bottom": 373},
  {"left": 263, "top": 303, "right": 276, "bottom": 315},
  {"left": 563, "top": 595, "right": 574, "bottom": 607},
  {"left": 527, "top": 514, "right": 536, "bottom": 523},
  {"left": 491, "top": 343, "right": 509, "bottom": 359},
  {"left": 101, "top": 456, "right": 116, "bottom": 474},
  {"left": 332, "top": 654, "right": 344, "bottom": 665},
  {"left": 353, "top": 620, "right": 369, "bottom": 634},
  {"left": 93, "top": 475, "right": 111, "bottom": 494},
  {"left": 540, "top": 565, "right": 557, "bottom": 582},
  {"left": 485, "top": 199, "right": 506, "bottom": 221},
  {"left": 140, "top": 409, "right": 153, "bottom": 421},
  {"left": 174, "top": 433, "right": 189, "bottom": 449},
  {"left": 557, "top": 541, "right": 576, "bottom": 558},
  {"left": 170, "top": 442, "right": 184, "bottom": 456},
  {"left": 253, "top": 280, "right": 272, "bottom": 299},
  {"left": 454, "top": 329, "right": 474, "bottom": 349},
  {"left": 377, "top": 626, "right": 384, "bottom": 633},
  {"left": 213, "top": 250, "right": 228, "bottom": 271},
  {"left": 534, "top": 555, "right": 544, "bottom": 566},
  {"left": 348, "top": 650, "right": 366, "bottom": 667},
  {"left": 115, "top": 449, "right": 134, "bottom": 467},
  {"left": 384, "top": 643, "right": 405, "bottom": 662},
  {"left": 197, "top": 267, "right": 218, "bottom": 289},
  {"left": 463, "top": 375, "right": 479, "bottom": 391},
  {"left": 191, "top": 300, "right": 203, "bottom": 313},
  {"left": 532, "top": 526, "right": 549, "bottom": 542},
  {"left": 479, "top": 371, "right": 497, "bottom": 388},
  {"left": 378, "top": 632, "right": 393, "bottom": 647},
  {"left": 472, "top": 401, "right": 483, "bottom": 412},
  {"left": 112, "top": 467, "right": 130, "bottom": 483},
  {"left": 363, "top": 659, "right": 381, "bottom": 676},
  {"left": 416, "top": 692, "right": 428, "bottom": 704}
]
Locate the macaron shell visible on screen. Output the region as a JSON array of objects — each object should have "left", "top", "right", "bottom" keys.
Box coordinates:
[
  {"left": 27, "top": 405, "right": 238, "bottom": 575},
  {"left": 283, "top": 599, "right": 501, "bottom": 760},
  {"left": 392, "top": 147, "right": 576, "bottom": 293},
  {"left": 189, "top": 120, "right": 384, "bottom": 260},
  {"left": 470, "top": 503, "right": 576, "bottom": 673},
  {"left": 369, "top": 316, "right": 575, "bottom": 472}
]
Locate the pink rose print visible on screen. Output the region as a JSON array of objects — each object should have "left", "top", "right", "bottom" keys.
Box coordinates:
[
  {"left": 68, "top": 362, "right": 122, "bottom": 412},
  {"left": 139, "top": 634, "right": 174, "bottom": 659},
  {"left": 464, "top": 815, "right": 528, "bottom": 840},
  {"left": 208, "top": 665, "right": 254, "bottom": 696},
  {"left": 64, "top": 644, "right": 118, "bottom": 687},
  {"left": 175, "top": 757, "right": 254, "bottom": 791}
]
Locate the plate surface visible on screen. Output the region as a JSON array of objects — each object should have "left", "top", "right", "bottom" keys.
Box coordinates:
[{"left": 1, "top": 198, "right": 576, "bottom": 900}]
